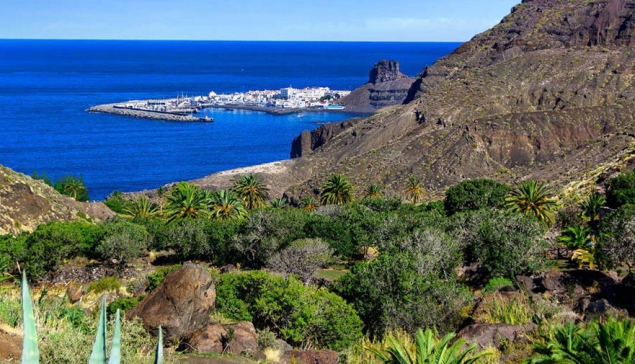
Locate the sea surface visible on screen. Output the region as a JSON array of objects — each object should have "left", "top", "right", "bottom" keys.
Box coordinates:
[{"left": 0, "top": 40, "right": 460, "bottom": 200}]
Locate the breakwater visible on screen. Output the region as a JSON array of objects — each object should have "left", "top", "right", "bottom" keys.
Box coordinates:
[{"left": 87, "top": 103, "right": 213, "bottom": 122}]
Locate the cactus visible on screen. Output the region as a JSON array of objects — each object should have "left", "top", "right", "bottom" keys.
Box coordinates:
[{"left": 19, "top": 272, "right": 163, "bottom": 363}]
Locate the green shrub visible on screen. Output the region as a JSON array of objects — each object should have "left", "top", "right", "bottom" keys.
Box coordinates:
[
  {"left": 88, "top": 276, "right": 122, "bottom": 294},
  {"left": 216, "top": 271, "right": 363, "bottom": 350},
  {"left": 483, "top": 277, "right": 514, "bottom": 294},
  {"left": 256, "top": 328, "right": 277, "bottom": 350},
  {"left": 596, "top": 204, "right": 635, "bottom": 272},
  {"left": 444, "top": 178, "right": 510, "bottom": 216},
  {"left": 103, "top": 190, "right": 132, "bottom": 214},
  {"left": 97, "top": 219, "right": 151, "bottom": 265},
  {"left": 146, "top": 264, "right": 182, "bottom": 292},
  {"left": 107, "top": 297, "right": 143, "bottom": 316},
  {"left": 606, "top": 171, "right": 635, "bottom": 208}
]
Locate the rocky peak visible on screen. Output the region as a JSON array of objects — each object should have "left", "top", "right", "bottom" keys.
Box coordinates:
[{"left": 369, "top": 60, "right": 406, "bottom": 84}]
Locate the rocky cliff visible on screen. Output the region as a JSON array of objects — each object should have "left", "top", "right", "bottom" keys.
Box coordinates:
[
  {"left": 185, "top": 0, "right": 635, "bottom": 200},
  {"left": 339, "top": 60, "right": 414, "bottom": 112},
  {"left": 0, "top": 165, "right": 115, "bottom": 236}
]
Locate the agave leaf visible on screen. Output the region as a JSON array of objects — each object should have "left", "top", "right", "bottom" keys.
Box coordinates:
[
  {"left": 21, "top": 270, "right": 39, "bottom": 364},
  {"left": 154, "top": 326, "right": 163, "bottom": 364},
  {"left": 88, "top": 296, "right": 107, "bottom": 364},
  {"left": 107, "top": 309, "right": 121, "bottom": 364}
]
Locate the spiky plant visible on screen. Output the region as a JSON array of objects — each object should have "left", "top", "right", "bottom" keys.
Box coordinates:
[
  {"left": 582, "top": 193, "right": 606, "bottom": 227},
  {"left": 320, "top": 174, "right": 355, "bottom": 205},
  {"left": 557, "top": 226, "right": 593, "bottom": 250},
  {"left": 165, "top": 182, "right": 210, "bottom": 222},
  {"left": 298, "top": 196, "right": 317, "bottom": 212},
  {"left": 124, "top": 196, "right": 159, "bottom": 219},
  {"left": 365, "top": 184, "right": 382, "bottom": 198},
  {"left": 404, "top": 176, "right": 426, "bottom": 204},
  {"left": 209, "top": 189, "right": 249, "bottom": 220},
  {"left": 368, "top": 327, "right": 491, "bottom": 364},
  {"left": 505, "top": 180, "right": 558, "bottom": 226},
  {"left": 269, "top": 197, "right": 288, "bottom": 209},
  {"left": 232, "top": 174, "right": 269, "bottom": 210}
]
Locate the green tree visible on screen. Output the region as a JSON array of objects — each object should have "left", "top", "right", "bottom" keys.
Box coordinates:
[
  {"left": 606, "top": 171, "right": 635, "bottom": 209},
  {"left": 365, "top": 184, "right": 383, "bottom": 198},
  {"left": 232, "top": 174, "right": 269, "bottom": 210},
  {"left": 320, "top": 174, "right": 355, "bottom": 205},
  {"left": 505, "top": 180, "right": 557, "bottom": 226},
  {"left": 209, "top": 189, "right": 248, "bottom": 220},
  {"left": 369, "top": 328, "right": 490, "bottom": 364},
  {"left": 55, "top": 175, "right": 89, "bottom": 202},
  {"left": 444, "top": 178, "right": 510, "bottom": 216},
  {"left": 581, "top": 193, "right": 606, "bottom": 227},
  {"left": 404, "top": 176, "right": 426, "bottom": 204},
  {"left": 165, "top": 182, "right": 210, "bottom": 222},
  {"left": 299, "top": 196, "right": 317, "bottom": 211},
  {"left": 124, "top": 196, "right": 159, "bottom": 219}
]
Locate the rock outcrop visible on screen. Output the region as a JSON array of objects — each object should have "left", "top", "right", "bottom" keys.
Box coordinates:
[
  {"left": 0, "top": 164, "right": 114, "bottom": 236},
  {"left": 186, "top": 322, "right": 258, "bottom": 355},
  {"left": 457, "top": 324, "right": 530, "bottom": 349},
  {"left": 339, "top": 60, "right": 414, "bottom": 112},
  {"left": 126, "top": 262, "right": 216, "bottom": 341}
]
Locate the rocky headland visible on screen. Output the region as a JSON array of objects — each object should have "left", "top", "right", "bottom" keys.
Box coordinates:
[{"left": 180, "top": 0, "right": 635, "bottom": 202}]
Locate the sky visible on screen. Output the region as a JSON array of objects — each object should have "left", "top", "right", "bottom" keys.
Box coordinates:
[{"left": 0, "top": 0, "right": 520, "bottom": 42}]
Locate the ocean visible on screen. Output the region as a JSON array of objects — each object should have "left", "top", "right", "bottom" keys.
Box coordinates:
[{"left": 0, "top": 40, "right": 460, "bottom": 200}]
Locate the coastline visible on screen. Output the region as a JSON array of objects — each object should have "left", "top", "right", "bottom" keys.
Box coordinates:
[
  {"left": 87, "top": 103, "right": 213, "bottom": 122},
  {"left": 209, "top": 104, "right": 374, "bottom": 116}
]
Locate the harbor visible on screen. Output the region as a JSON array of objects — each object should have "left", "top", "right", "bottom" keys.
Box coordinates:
[{"left": 87, "top": 86, "right": 353, "bottom": 121}]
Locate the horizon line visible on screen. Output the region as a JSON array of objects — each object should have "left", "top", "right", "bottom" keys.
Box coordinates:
[{"left": 0, "top": 37, "right": 466, "bottom": 43}]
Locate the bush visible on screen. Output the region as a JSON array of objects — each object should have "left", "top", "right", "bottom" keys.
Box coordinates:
[
  {"left": 97, "top": 219, "right": 151, "bottom": 265},
  {"left": 332, "top": 232, "right": 471, "bottom": 339},
  {"left": 216, "top": 271, "right": 363, "bottom": 350},
  {"left": 103, "top": 190, "right": 132, "bottom": 214},
  {"left": 596, "top": 205, "right": 635, "bottom": 272},
  {"left": 107, "top": 297, "right": 142, "bottom": 316},
  {"left": 268, "top": 238, "right": 332, "bottom": 283},
  {"left": 87, "top": 276, "right": 122, "bottom": 293},
  {"left": 444, "top": 178, "right": 510, "bottom": 216},
  {"left": 483, "top": 277, "right": 514, "bottom": 294},
  {"left": 449, "top": 210, "right": 549, "bottom": 280},
  {"left": 606, "top": 171, "right": 635, "bottom": 208}
]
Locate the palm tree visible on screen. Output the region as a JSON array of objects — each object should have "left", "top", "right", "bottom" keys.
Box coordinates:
[
  {"left": 57, "top": 175, "right": 89, "bottom": 201},
  {"left": 320, "top": 174, "right": 355, "bottom": 205},
  {"left": 209, "top": 189, "right": 248, "bottom": 220},
  {"left": 369, "top": 328, "right": 491, "bottom": 364},
  {"left": 165, "top": 182, "right": 210, "bottom": 222},
  {"left": 124, "top": 196, "right": 159, "bottom": 219},
  {"left": 232, "top": 174, "right": 269, "bottom": 210},
  {"left": 505, "top": 180, "right": 558, "bottom": 225},
  {"left": 365, "top": 184, "right": 382, "bottom": 198},
  {"left": 557, "top": 226, "right": 593, "bottom": 250},
  {"left": 269, "top": 197, "right": 288, "bottom": 209},
  {"left": 581, "top": 193, "right": 605, "bottom": 228},
  {"left": 299, "top": 196, "right": 317, "bottom": 212},
  {"left": 404, "top": 176, "right": 426, "bottom": 204},
  {"left": 530, "top": 318, "right": 635, "bottom": 364}
]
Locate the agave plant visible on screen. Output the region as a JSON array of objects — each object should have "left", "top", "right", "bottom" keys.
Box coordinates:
[
  {"left": 269, "top": 197, "right": 288, "bottom": 209},
  {"left": 404, "top": 176, "right": 426, "bottom": 204},
  {"left": 209, "top": 189, "right": 249, "bottom": 220},
  {"left": 298, "top": 196, "right": 317, "bottom": 212},
  {"left": 320, "top": 174, "right": 355, "bottom": 205},
  {"left": 505, "top": 180, "right": 558, "bottom": 226},
  {"left": 165, "top": 182, "right": 210, "bottom": 222},
  {"left": 232, "top": 174, "right": 269, "bottom": 210},
  {"left": 20, "top": 271, "right": 164, "bottom": 364},
  {"left": 124, "top": 196, "right": 159, "bottom": 219},
  {"left": 368, "top": 328, "right": 491, "bottom": 364},
  {"left": 365, "top": 184, "right": 383, "bottom": 198},
  {"left": 581, "top": 193, "right": 606, "bottom": 227}
]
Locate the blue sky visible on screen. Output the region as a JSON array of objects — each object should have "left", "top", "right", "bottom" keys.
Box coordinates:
[{"left": 0, "top": 0, "right": 519, "bottom": 41}]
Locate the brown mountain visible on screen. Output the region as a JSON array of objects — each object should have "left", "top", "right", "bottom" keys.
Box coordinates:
[
  {"left": 0, "top": 165, "right": 114, "bottom": 236},
  {"left": 189, "top": 0, "right": 635, "bottom": 201}
]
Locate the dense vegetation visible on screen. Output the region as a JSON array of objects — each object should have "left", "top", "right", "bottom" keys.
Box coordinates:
[{"left": 3, "top": 172, "right": 635, "bottom": 363}]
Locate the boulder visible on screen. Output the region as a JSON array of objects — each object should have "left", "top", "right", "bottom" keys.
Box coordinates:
[
  {"left": 66, "top": 284, "right": 83, "bottom": 303},
  {"left": 515, "top": 275, "right": 536, "bottom": 292},
  {"left": 126, "top": 262, "right": 216, "bottom": 340},
  {"left": 187, "top": 322, "right": 258, "bottom": 355},
  {"left": 280, "top": 350, "right": 339, "bottom": 364},
  {"left": 457, "top": 324, "right": 529, "bottom": 349}
]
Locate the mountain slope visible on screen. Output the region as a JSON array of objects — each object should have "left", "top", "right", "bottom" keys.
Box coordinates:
[{"left": 193, "top": 0, "right": 635, "bottom": 201}]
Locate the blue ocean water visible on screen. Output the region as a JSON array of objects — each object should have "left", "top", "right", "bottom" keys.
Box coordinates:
[{"left": 0, "top": 40, "right": 459, "bottom": 200}]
